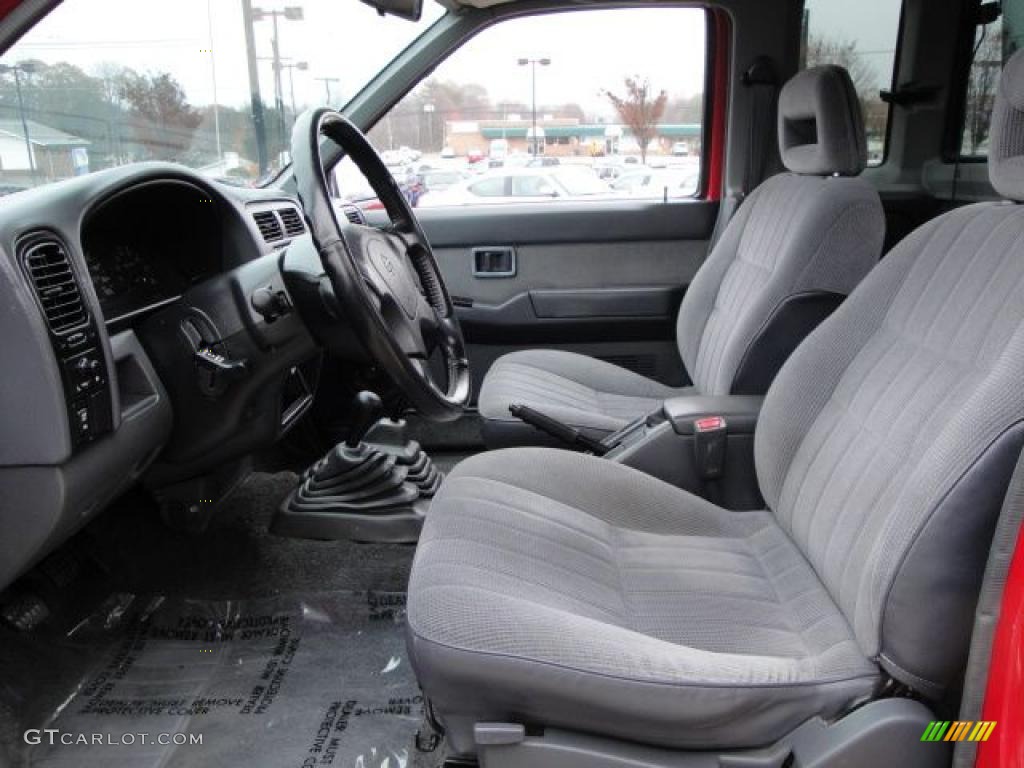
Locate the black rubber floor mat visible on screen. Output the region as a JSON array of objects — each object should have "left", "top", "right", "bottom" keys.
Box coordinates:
[{"left": 8, "top": 591, "right": 423, "bottom": 767}]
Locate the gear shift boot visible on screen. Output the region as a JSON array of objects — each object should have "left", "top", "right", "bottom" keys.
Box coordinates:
[{"left": 272, "top": 393, "right": 444, "bottom": 542}]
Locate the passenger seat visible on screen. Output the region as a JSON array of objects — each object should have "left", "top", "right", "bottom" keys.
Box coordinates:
[{"left": 478, "top": 65, "right": 885, "bottom": 447}]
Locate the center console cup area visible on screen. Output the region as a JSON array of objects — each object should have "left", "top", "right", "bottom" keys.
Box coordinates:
[{"left": 513, "top": 395, "right": 765, "bottom": 510}]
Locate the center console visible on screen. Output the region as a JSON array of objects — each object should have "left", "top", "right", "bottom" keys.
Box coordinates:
[{"left": 603, "top": 395, "right": 765, "bottom": 508}]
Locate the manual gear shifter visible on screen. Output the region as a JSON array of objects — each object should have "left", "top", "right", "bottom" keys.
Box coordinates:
[
  {"left": 346, "top": 390, "right": 384, "bottom": 447},
  {"left": 273, "top": 391, "right": 444, "bottom": 542}
]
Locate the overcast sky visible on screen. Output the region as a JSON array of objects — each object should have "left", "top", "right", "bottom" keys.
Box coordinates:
[{"left": 4, "top": 0, "right": 901, "bottom": 117}]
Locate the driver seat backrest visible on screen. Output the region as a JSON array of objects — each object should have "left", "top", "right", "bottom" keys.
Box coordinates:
[
  {"left": 755, "top": 49, "right": 1024, "bottom": 697},
  {"left": 677, "top": 65, "right": 883, "bottom": 395}
]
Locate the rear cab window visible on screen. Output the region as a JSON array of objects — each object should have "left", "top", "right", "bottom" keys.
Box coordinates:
[
  {"left": 960, "top": 0, "right": 1024, "bottom": 157},
  {"left": 800, "top": 0, "right": 904, "bottom": 166}
]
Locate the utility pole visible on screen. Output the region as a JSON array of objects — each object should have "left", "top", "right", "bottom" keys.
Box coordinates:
[
  {"left": 314, "top": 76, "right": 340, "bottom": 105},
  {"left": 251, "top": 6, "right": 303, "bottom": 161},
  {"left": 241, "top": 0, "right": 268, "bottom": 174},
  {"left": 249, "top": 4, "right": 301, "bottom": 166}
]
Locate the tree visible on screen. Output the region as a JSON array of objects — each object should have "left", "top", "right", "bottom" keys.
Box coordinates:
[
  {"left": 963, "top": 31, "right": 1005, "bottom": 154},
  {"left": 118, "top": 71, "right": 201, "bottom": 161},
  {"left": 368, "top": 78, "right": 493, "bottom": 152},
  {"left": 802, "top": 34, "right": 887, "bottom": 141},
  {"left": 664, "top": 93, "right": 703, "bottom": 124},
  {"left": 604, "top": 76, "right": 667, "bottom": 164}
]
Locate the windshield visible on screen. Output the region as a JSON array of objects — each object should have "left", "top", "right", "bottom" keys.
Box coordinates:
[{"left": 0, "top": 0, "right": 444, "bottom": 192}]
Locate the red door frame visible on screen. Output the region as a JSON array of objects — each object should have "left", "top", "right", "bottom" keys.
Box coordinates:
[
  {"left": 705, "top": 7, "right": 730, "bottom": 202},
  {"left": 975, "top": 524, "right": 1024, "bottom": 768}
]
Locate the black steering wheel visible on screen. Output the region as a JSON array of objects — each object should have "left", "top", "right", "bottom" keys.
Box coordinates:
[{"left": 291, "top": 108, "right": 470, "bottom": 422}]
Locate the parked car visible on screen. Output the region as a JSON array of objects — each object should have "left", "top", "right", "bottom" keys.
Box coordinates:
[
  {"left": 420, "top": 166, "right": 611, "bottom": 206},
  {"left": 610, "top": 167, "right": 700, "bottom": 198},
  {"left": 420, "top": 168, "right": 469, "bottom": 193},
  {"left": 527, "top": 156, "right": 561, "bottom": 167}
]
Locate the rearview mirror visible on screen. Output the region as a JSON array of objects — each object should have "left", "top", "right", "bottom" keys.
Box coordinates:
[{"left": 359, "top": 0, "right": 423, "bottom": 21}]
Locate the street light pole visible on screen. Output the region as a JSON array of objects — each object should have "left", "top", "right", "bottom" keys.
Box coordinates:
[
  {"left": 423, "top": 103, "right": 435, "bottom": 151},
  {"left": 0, "top": 64, "right": 38, "bottom": 184},
  {"left": 271, "top": 11, "right": 285, "bottom": 145},
  {"left": 517, "top": 57, "right": 550, "bottom": 156},
  {"left": 12, "top": 68, "right": 36, "bottom": 183}
]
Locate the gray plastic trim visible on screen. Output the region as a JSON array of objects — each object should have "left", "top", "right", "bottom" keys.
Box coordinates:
[
  {"left": 474, "top": 699, "right": 947, "bottom": 768},
  {"left": 0, "top": 330, "right": 171, "bottom": 590}
]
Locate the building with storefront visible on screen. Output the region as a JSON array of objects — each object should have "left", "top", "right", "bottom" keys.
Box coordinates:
[{"left": 444, "top": 117, "right": 700, "bottom": 158}]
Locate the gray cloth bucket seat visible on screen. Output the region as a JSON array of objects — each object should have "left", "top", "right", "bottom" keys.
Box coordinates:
[
  {"left": 407, "top": 52, "right": 1024, "bottom": 756},
  {"left": 479, "top": 65, "right": 885, "bottom": 447}
]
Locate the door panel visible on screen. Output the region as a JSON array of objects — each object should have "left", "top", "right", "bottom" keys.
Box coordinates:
[{"left": 409, "top": 199, "right": 718, "bottom": 398}]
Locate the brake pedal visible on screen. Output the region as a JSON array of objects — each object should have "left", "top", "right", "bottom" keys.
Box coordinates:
[{"left": 1, "top": 593, "right": 50, "bottom": 632}]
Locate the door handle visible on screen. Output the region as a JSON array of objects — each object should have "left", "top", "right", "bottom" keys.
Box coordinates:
[{"left": 473, "top": 246, "right": 517, "bottom": 278}]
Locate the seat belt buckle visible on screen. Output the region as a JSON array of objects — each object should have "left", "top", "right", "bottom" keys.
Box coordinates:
[{"left": 694, "top": 416, "right": 727, "bottom": 479}]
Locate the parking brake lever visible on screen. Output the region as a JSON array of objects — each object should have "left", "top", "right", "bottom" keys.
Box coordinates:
[{"left": 509, "top": 403, "right": 609, "bottom": 455}]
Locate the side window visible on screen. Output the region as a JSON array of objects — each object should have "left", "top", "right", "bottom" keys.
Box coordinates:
[
  {"left": 800, "top": 0, "right": 904, "bottom": 165},
  {"left": 960, "top": 2, "right": 1022, "bottom": 157},
  {"left": 510, "top": 174, "right": 558, "bottom": 197},
  {"left": 468, "top": 177, "right": 506, "bottom": 197},
  {"left": 335, "top": 7, "right": 707, "bottom": 211}
]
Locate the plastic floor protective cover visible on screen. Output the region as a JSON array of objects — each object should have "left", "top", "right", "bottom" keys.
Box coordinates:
[{"left": 2, "top": 590, "right": 423, "bottom": 768}]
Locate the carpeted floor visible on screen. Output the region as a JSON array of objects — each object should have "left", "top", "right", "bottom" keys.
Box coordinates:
[
  {"left": 94, "top": 470, "right": 417, "bottom": 600},
  {"left": 0, "top": 461, "right": 478, "bottom": 768}
]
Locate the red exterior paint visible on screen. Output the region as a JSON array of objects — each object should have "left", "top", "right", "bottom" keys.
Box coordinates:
[
  {"left": 976, "top": 526, "right": 1024, "bottom": 768},
  {"left": 705, "top": 9, "right": 730, "bottom": 202},
  {"left": 0, "top": 0, "right": 23, "bottom": 24}
]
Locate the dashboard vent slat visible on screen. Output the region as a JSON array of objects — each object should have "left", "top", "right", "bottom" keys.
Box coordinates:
[
  {"left": 253, "top": 210, "right": 283, "bottom": 243},
  {"left": 278, "top": 207, "right": 305, "bottom": 237},
  {"left": 21, "top": 237, "right": 88, "bottom": 333},
  {"left": 341, "top": 204, "right": 367, "bottom": 225}
]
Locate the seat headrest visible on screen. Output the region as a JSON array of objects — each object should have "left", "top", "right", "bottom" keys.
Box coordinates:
[
  {"left": 778, "top": 65, "right": 867, "bottom": 176},
  {"left": 988, "top": 48, "right": 1024, "bottom": 201}
]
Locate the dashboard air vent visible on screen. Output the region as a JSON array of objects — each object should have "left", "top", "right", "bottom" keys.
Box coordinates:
[
  {"left": 278, "top": 207, "right": 305, "bottom": 237},
  {"left": 253, "top": 210, "right": 283, "bottom": 243},
  {"left": 21, "top": 236, "right": 88, "bottom": 333},
  {"left": 341, "top": 204, "right": 367, "bottom": 225}
]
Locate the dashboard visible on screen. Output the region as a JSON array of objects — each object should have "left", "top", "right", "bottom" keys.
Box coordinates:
[{"left": 0, "top": 163, "right": 323, "bottom": 593}]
